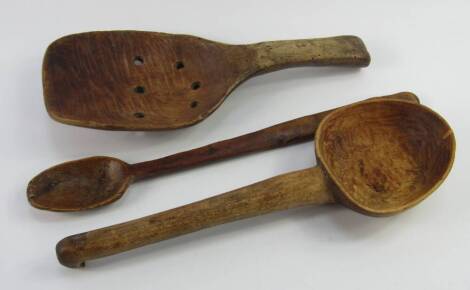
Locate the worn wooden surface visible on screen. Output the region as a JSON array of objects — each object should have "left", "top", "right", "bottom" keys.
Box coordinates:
[
  {"left": 27, "top": 157, "right": 130, "bottom": 212},
  {"left": 55, "top": 99, "right": 455, "bottom": 268},
  {"left": 28, "top": 93, "right": 417, "bottom": 212},
  {"left": 56, "top": 167, "right": 333, "bottom": 268},
  {"left": 316, "top": 100, "right": 455, "bottom": 216},
  {"left": 43, "top": 31, "right": 370, "bottom": 130}
]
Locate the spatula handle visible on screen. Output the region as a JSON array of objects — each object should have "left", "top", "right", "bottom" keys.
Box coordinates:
[
  {"left": 250, "top": 35, "right": 370, "bottom": 74},
  {"left": 56, "top": 167, "right": 334, "bottom": 268},
  {"left": 130, "top": 92, "right": 418, "bottom": 180}
]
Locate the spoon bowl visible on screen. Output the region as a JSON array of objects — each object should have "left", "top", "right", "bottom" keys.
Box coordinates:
[{"left": 27, "top": 157, "right": 131, "bottom": 211}]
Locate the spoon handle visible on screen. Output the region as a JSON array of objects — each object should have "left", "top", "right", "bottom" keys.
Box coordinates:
[
  {"left": 130, "top": 92, "right": 418, "bottom": 180},
  {"left": 56, "top": 167, "right": 333, "bottom": 268},
  {"left": 249, "top": 35, "right": 370, "bottom": 74}
]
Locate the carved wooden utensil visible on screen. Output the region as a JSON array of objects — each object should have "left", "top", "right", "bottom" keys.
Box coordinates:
[
  {"left": 56, "top": 99, "right": 455, "bottom": 268},
  {"left": 43, "top": 31, "right": 370, "bottom": 130},
  {"left": 27, "top": 93, "right": 417, "bottom": 212}
]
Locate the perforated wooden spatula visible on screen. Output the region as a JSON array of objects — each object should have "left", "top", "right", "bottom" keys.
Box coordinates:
[{"left": 43, "top": 31, "right": 370, "bottom": 130}]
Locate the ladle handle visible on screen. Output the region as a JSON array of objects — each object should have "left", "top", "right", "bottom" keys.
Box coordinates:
[
  {"left": 56, "top": 167, "right": 334, "bottom": 268},
  {"left": 249, "top": 35, "right": 371, "bottom": 74},
  {"left": 130, "top": 92, "right": 418, "bottom": 180}
]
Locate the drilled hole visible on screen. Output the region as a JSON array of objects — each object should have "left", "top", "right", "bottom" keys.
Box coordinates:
[
  {"left": 134, "top": 86, "right": 145, "bottom": 94},
  {"left": 133, "top": 56, "right": 144, "bottom": 65},
  {"left": 134, "top": 112, "right": 145, "bottom": 118},
  {"left": 175, "top": 61, "right": 184, "bottom": 69},
  {"left": 191, "top": 81, "right": 201, "bottom": 90},
  {"left": 190, "top": 101, "right": 198, "bottom": 108}
]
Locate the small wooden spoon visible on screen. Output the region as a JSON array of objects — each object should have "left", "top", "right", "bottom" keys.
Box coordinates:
[
  {"left": 27, "top": 93, "right": 417, "bottom": 212},
  {"left": 56, "top": 99, "right": 455, "bottom": 268},
  {"left": 43, "top": 31, "right": 370, "bottom": 130}
]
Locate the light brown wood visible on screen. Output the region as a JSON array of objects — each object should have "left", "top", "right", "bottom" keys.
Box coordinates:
[
  {"left": 56, "top": 167, "right": 333, "bottom": 268},
  {"left": 56, "top": 99, "right": 455, "bottom": 268},
  {"left": 27, "top": 93, "right": 418, "bottom": 212},
  {"left": 316, "top": 100, "right": 456, "bottom": 215},
  {"left": 43, "top": 31, "right": 370, "bottom": 130}
]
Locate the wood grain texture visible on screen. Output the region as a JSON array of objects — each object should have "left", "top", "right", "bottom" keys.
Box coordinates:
[
  {"left": 56, "top": 167, "right": 333, "bottom": 268},
  {"left": 27, "top": 157, "right": 130, "bottom": 211},
  {"left": 56, "top": 99, "right": 455, "bottom": 268},
  {"left": 43, "top": 31, "right": 370, "bottom": 130},
  {"left": 28, "top": 93, "right": 417, "bottom": 212},
  {"left": 316, "top": 100, "right": 455, "bottom": 216}
]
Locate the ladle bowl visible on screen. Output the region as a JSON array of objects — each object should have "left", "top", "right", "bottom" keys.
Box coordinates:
[
  {"left": 316, "top": 99, "right": 455, "bottom": 215},
  {"left": 56, "top": 99, "right": 455, "bottom": 268}
]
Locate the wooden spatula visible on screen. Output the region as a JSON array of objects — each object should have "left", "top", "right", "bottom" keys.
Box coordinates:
[{"left": 43, "top": 31, "right": 370, "bottom": 130}]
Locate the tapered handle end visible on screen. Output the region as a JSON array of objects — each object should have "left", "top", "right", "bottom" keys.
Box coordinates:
[{"left": 56, "top": 234, "right": 87, "bottom": 268}]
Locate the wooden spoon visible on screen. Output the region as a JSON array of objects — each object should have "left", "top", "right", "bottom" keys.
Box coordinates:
[
  {"left": 56, "top": 99, "right": 455, "bottom": 268},
  {"left": 43, "top": 31, "right": 370, "bottom": 130},
  {"left": 27, "top": 93, "right": 417, "bottom": 212}
]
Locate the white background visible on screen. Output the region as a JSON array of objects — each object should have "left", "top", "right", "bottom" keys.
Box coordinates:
[{"left": 1, "top": 1, "right": 468, "bottom": 289}]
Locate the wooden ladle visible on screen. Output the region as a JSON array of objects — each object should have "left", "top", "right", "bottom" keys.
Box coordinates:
[
  {"left": 43, "top": 31, "right": 370, "bottom": 130},
  {"left": 27, "top": 93, "right": 417, "bottom": 212},
  {"left": 56, "top": 99, "right": 455, "bottom": 268}
]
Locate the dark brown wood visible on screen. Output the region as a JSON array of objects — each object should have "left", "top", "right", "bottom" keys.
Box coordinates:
[
  {"left": 43, "top": 31, "right": 370, "bottom": 130},
  {"left": 56, "top": 99, "right": 455, "bottom": 268},
  {"left": 28, "top": 93, "right": 417, "bottom": 212},
  {"left": 129, "top": 92, "right": 418, "bottom": 179}
]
